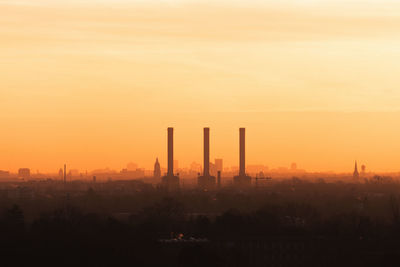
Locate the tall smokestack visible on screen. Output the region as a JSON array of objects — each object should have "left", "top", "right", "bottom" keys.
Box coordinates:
[
  {"left": 239, "top": 128, "right": 245, "bottom": 176},
  {"left": 64, "top": 164, "right": 66, "bottom": 184},
  {"left": 167, "top": 127, "right": 174, "bottom": 176},
  {"left": 203, "top": 127, "right": 210, "bottom": 177}
]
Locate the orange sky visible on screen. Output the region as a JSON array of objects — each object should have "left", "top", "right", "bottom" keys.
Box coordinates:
[{"left": 1, "top": 0, "right": 400, "bottom": 173}]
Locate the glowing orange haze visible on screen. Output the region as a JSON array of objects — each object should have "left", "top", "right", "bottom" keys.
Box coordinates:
[{"left": 1, "top": 1, "right": 400, "bottom": 173}]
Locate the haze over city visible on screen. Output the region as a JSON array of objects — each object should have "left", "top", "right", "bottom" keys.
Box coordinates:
[
  {"left": 3, "top": 1, "right": 400, "bottom": 266},
  {"left": 2, "top": 0, "right": 400, "bottom": 173}
]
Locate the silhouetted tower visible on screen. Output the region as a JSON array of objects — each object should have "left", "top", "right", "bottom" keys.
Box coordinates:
[
  {"left": 234, "top": 128, "right": 251, "bottom": 187},
  {"left": 58, "top": 168, "right": 63, "bottom": 180},
  {"left": 217, "top": 171, "right": 221, "bottom": 188},
  {"left": 198, "top": 128, "right": 216, "bottom": 190},
  {"left": 161, "top": 128, "right": 179, "bottom": 191},
  {"left": 63, "top": 164, "right": 67, "bottom": 185},
  {"left": 239, "top": 128, "right": 245, "bottom": 176},
  {"left": 154, "top": 158, "right": 161, "bottom": 179},
  {"left": 353, "top": 161, "right": 359, "bottom": 179},
  {"left": 204, "top": 128, "right": 210, "bottom": 176},
  {"left": 168, "top": 128, "right": 174, "bottom": 176}
]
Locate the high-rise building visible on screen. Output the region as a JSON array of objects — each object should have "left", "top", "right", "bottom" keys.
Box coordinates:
[
  {"left": 233, "top": 128, "right": 251, "bottom": 187},
  {"left": 198, "top": 128, "right": 216, "bottom": 190},
  {"left": 154, "top": 158, "right": 161, "bottom": 179},
  {"left": 0, "top": 170, "right": 10, "bottom": 178},
  {"left": 353, "top": 161, "right": 359, "bottom": 179},
  {"left": 18, "top": 168, "right": 30, "bottom": 179},
  {"left": 209, "top": 162, "right": 217, "bottom": 176},
  {"left": 161, "top": 128, "right": 180, "bottom": 191}
]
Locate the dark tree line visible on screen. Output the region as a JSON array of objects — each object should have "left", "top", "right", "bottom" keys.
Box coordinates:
[{"left": 2, "top": 181, "right": 400, "bottom": 266}]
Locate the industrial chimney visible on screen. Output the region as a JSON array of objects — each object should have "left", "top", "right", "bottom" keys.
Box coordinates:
[
  {"left": 239, "top": 128, "right": 246, "bottom": 177},
  {"left": 203, "top": 127, "right": 210, "bottom": 177},
  {"left": 64, "top": 164, "right": 66, "bottom": 185},
  {"left": 167, "top": 127, "right": 174, "bottom": 177},
  {"left": 198, "top": 127, "right": 216, "bottom": 190},
  {"left": 233, "top": 128, "right": 251, "bottom": 187},
  {"left": 162, "top": 127, "right": 180, "bottom": 191}
]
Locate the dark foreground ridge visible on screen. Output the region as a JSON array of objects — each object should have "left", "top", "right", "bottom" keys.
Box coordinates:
[{"left": 1, "top": 179, "right": 400, "bottom": 266}]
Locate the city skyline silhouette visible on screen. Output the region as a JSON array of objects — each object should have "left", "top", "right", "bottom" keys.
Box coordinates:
[
  {"left": 2, "top": 1, "right": 400, "bottom": 266},
  {"left": 0, "top": 126, "right": 389, "bottom": 186}
]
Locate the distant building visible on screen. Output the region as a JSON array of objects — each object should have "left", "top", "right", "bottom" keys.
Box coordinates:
[
  {"left": 126, "top": 162, "right": 138, "bottom": 171},
  {"left": 353, "top": 161, "right": 359, "bottom": 179},
  {"left": 18, "top": 168, "right": 30, "bottom": 179},
  {"left": 120, "top": 168, "right": 145, "bottom": 179},
  {"left": 58, "top": 168, "right": 64, "bottom": 180},
  {"left": 291, "top": 163, "right": 297, "bottom": 171},
  {"left": 174, "top": 160, "right": 179, "bottom": 171},
  {"left": 247, "top": 165, "right": 269, "bottom": 175},
  {"left": 69, "top": 169, "right": 80, "bottom": 178},
  {"left": 190, "top": 162, "right": 202, "bottom": 173},
  {"left": 361, "top": 164, "right": 366, "bottom": 175},
  {"left": 0, "top": 170, "right": 10, "bottom": 178},
  {"left": 215, "top": 159, "right": 223, "bottom": 173},
  {"left": 154, "top": 158, "right": 161, "bottom": 179},
  {"left": 210, "top": 162, "right": 217, "bottom": 176}
]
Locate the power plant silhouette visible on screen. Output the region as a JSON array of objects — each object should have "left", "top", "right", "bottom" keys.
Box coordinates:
[
  {"left": 161, "top": 127, "right": 251, "bottom": 190},
  {"left": 233, "top": 128, "right": 252, "bottom": 187},
  {"left": 161, "top": 127, "right": 180, "bottom": 191},
  {"left": 198, "top": 128, "right": 216, "bottom": 190}
]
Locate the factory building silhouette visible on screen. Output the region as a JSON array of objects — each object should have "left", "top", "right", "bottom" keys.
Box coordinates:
[
  {"left": 161, "top": 127, "right": 251, "bottom": 190},
  {"left": 198, "top": 128, "right": 216, "bottom": 190},
  {"left": 233, "top": 128, "right": 252, "bottom": 187},
  {"left": 161, "top": 127, "right": 180, "bottom": 191}
]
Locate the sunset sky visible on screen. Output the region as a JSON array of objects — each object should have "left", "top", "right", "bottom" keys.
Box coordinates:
[{"left": 1, "top": 0, "right": 400, "bottom": 173}]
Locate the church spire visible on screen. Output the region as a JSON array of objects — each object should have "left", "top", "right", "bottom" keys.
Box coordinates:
[
  {"left": 154, "top": 157, "right": 161, "bottom": 179},
  {"left": 353, "top": 161, "right": 359, "bottom": 179}
]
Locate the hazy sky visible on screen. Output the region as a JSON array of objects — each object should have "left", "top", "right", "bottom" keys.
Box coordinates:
[{"left": 1, "top": 0, "right": 400, "bottom": 173}]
